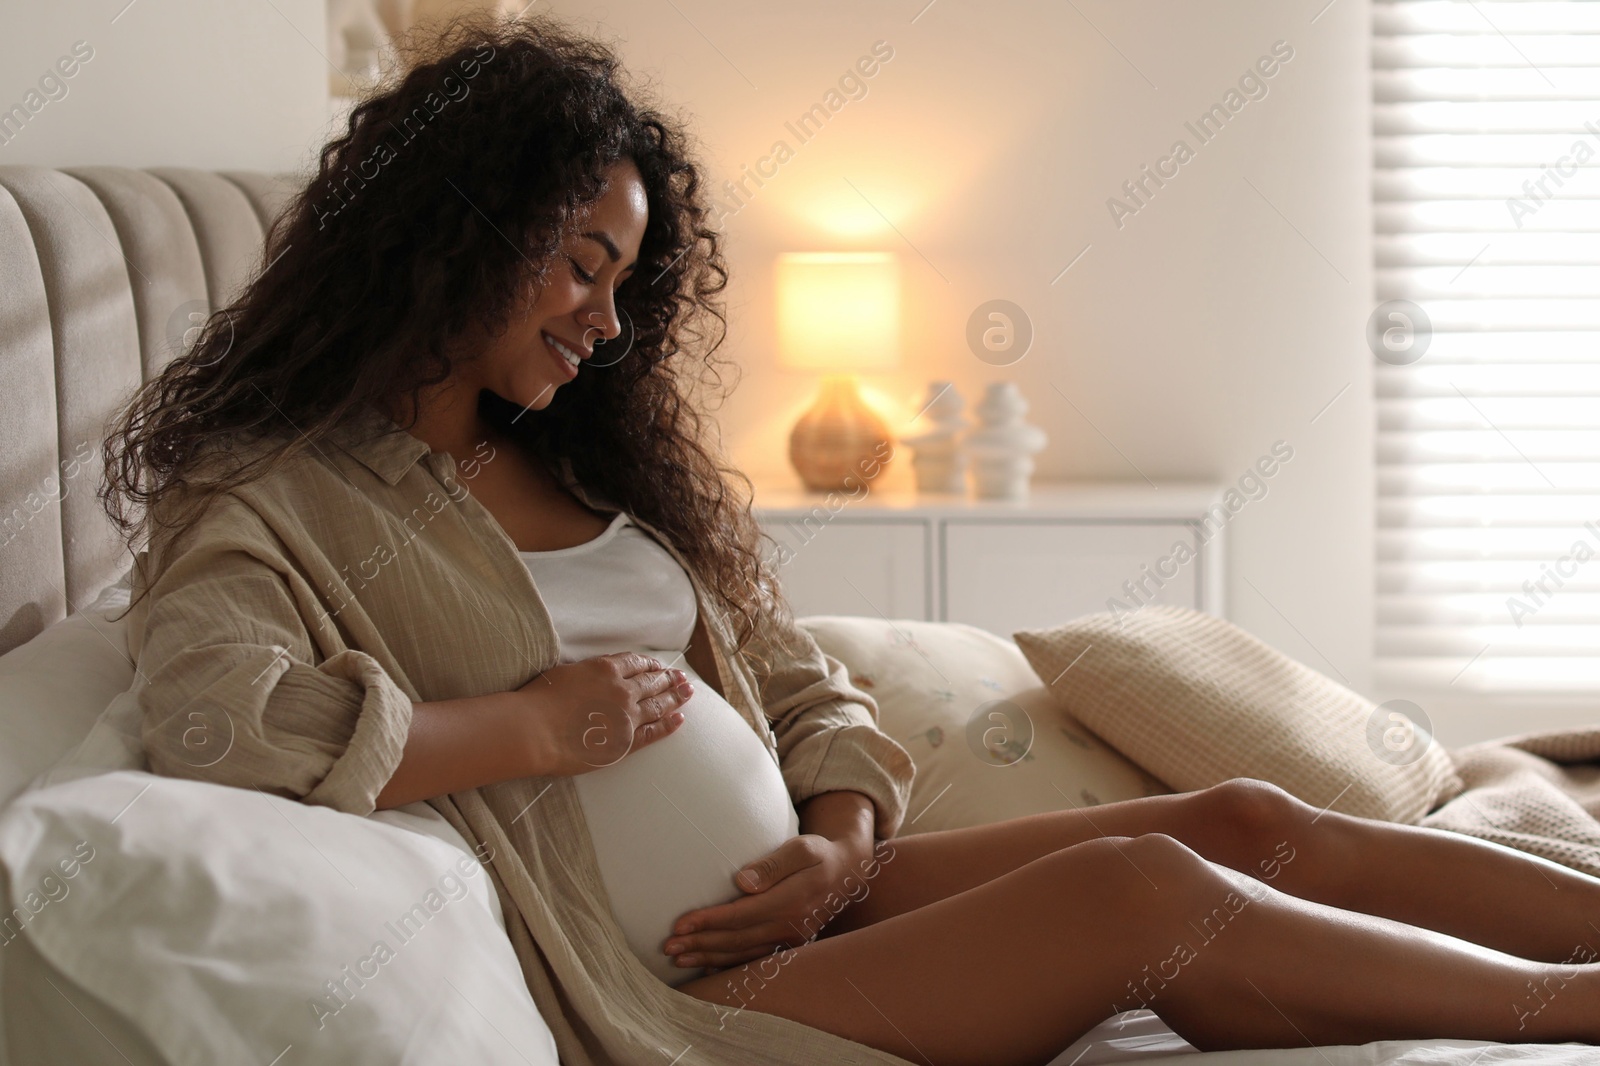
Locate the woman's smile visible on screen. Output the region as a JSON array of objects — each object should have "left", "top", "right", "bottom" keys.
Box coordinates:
[{"left": 542, "top": 330, "right": 584, "bottom": 379}]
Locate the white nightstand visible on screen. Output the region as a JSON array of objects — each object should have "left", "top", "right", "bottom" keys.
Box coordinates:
[{"left": 754, "top": 483, "right": 1228, "bottom": 638}]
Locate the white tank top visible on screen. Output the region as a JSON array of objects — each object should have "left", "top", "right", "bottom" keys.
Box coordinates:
[{"left": 518, "top": 511, "right": 799, "bottom": 986}]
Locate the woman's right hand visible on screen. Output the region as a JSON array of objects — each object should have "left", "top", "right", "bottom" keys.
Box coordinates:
[{"left": 516, "top": 652, "right": 693, "bottom": 777}]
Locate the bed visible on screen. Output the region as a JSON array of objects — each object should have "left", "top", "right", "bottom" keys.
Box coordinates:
[{"left": 0, "top": 163, "right": 1595, "bottom": 1065}]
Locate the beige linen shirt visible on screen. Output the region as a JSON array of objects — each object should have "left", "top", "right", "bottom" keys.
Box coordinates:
[{"left": 126, "top": 400, "right": 919, "bottom": 1066}]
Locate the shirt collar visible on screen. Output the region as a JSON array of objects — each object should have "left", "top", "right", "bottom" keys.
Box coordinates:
[
  {"left": 328, "top": 401, "right": 432, "bottom": 487},
  {"left": 329, "top": 399, "right": 620, "bottom": 513}
]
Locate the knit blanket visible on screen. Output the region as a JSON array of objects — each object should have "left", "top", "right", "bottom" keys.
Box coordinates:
[{"left": 1424, "top": 726, "right": 1600, "bottom": 879}]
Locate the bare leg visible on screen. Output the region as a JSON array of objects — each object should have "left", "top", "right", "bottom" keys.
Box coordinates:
[
  {"left": 831, "top": 779, "right": 1600, "bottom": 964},
  {"left": 681, "top": 834, "right": 1600, "bottom": 1066}
]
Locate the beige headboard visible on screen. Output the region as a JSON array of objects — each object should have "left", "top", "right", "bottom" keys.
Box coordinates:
[{"left": 0, "top": 166, "right": 296, "bottom": 656}]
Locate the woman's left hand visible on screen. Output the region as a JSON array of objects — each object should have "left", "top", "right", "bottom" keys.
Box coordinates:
[
  {"left": 665, "top": 790, "right": 880, "bottom": 971},
  {"left": 663, "top": 831, "right": 874, "bottom": 971}
]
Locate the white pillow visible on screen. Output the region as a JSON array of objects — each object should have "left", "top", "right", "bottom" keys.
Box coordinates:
[
  {"left": 0, "top": 571, "right": 136, "bottom": 810},
  {"left": 22, "top": 578, "right": 509, "bottom": 935},
  {"left": 0, "top": 771, "right": 558, "bottom": 1065},
  {"left": 0, "top": 571, "right": 137, "bottom": 1061},
  {"left": 0, "top": 568, "right": 533, "bottom": 1062},
  {"left": 798, "top": 616, "right": 1169, "bottom": 834}
]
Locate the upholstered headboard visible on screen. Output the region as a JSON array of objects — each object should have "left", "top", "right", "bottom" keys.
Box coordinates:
[{"left": 0, "top": 166, "right": 296, "bottom": 656}]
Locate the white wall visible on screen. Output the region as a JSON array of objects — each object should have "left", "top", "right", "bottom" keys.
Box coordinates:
[
  {"left": 0, "top": 0, "right": 328, "bottom": 173},
  {"left": 0, "top": 0, "right": 1378, "bottom": 697},
  {"left": 548, "top": 0, "right": 1377, "bottom": 694}
]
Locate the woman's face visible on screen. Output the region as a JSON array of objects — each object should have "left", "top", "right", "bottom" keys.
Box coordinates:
[{"left": 473, "top": 158, "right": 648, "bottom": 415}]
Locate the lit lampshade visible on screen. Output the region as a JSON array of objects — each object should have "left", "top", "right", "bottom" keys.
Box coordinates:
[{"left": 775, "top": 252, "right": 900, "bottom": 491}]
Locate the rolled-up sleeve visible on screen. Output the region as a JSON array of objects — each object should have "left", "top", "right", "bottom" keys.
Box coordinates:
[
  {"left": 130, "top": 495, "right": 415, "bottom": 817},
  {"left": 753, "top": 612, "right": 915, "bottom": 839}
]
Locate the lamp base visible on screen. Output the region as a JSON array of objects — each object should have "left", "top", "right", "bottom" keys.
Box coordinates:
[{"left": 788, "top": 376, "right": 893, "bottom": 492}]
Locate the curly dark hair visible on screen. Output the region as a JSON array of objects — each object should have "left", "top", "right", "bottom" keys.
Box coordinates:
[{"left": 99, "top": 11, "right": 792, "bottom": 662}]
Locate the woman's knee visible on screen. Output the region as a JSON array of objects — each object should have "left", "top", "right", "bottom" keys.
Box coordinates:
[
  {"left": 1014, "top": 836, "right": 1251, "bottom": 1027},
  {"left": 1176, "top": 779, "right": 1320, "bottom": 891},
  {"left": 1054, "top": 832, "right": 1226, "bottom": 906},
  {"left": 1195, "top": 778, "right": 1312, "bottom": 838}
]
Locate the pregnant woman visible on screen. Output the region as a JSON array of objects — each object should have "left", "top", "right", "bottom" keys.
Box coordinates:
[{"left": 104, "top": 13, "right": 1600, "bottom": 1066}]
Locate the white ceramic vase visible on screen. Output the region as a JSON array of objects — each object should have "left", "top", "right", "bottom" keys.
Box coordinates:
[
  {"left": 898, "top": 382, "right": 968, "bottom": 493},
  {"left": 964, "top": 382, "right": 1047, "bottom": 500}
]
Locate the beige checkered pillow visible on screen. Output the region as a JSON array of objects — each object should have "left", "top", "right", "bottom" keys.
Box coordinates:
[{"left": 1013, "top": 606, "right": 1464, "bottom": 823}]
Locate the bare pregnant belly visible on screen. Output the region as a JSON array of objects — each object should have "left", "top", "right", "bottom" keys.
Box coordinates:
[{"left": 571, "top": 662, "right": 799, "bottom": 986}]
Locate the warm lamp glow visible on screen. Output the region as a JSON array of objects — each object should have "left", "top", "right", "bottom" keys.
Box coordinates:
[{"left": 775, "top": 252, "right": 900, "bottom": 372}]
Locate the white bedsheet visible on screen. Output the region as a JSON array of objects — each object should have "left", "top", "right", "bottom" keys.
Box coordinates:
[{"left": 1047, "top": 1009, "right": 1593, "bottom": 1066}]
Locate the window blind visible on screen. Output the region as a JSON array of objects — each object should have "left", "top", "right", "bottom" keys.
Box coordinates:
[{"left": 1375, "top": 1, "right": 1600, "bottom": 695}]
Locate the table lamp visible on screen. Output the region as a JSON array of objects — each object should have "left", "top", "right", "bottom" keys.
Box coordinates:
[{"left": 776, "top": 251, "right": 901, "bottom": 491}]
